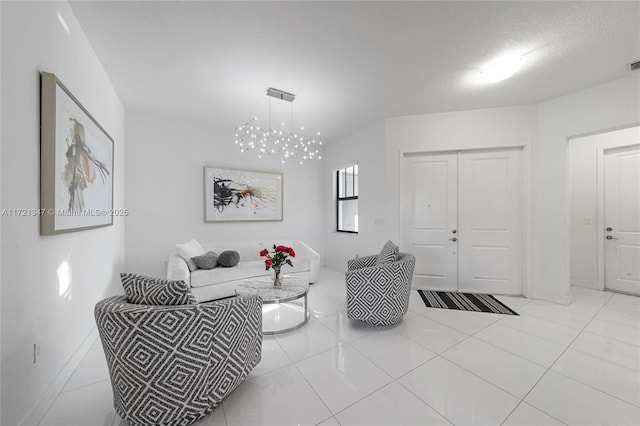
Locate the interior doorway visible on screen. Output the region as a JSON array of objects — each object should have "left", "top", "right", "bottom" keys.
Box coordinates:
[
  {"left": 604, "top": 145, "right": 640, "bottom": 294},
  {"left": 401, "top": 148, "right": 523, "bottom": 295},
  {"left": 569, "top": 125, "right": 640, "bottom": 294}
]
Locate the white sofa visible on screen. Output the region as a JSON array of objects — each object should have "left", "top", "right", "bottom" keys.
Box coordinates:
[{"left": 167, "top": 240, "right": 320, "bottom": 302}]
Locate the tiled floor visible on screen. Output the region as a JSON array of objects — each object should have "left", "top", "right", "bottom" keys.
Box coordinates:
[{"left": 39, "top": 268, "right": 640, "bottom": 426}]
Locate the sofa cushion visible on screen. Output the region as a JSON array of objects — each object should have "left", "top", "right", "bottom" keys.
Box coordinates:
[
  {"left": 192, "top": 251, "right": 219, "bottom": 270},
  {"left": 121, "top": 273, "right": 196, "bottom": 305},
  {"left": 176, "top": 239, "right": 206, "bottom": 272},
  {"left": 219, "top": 250, "right": 240, "bottom": 267},
  {"left": 190, "top": 258, "right": 311, "bottom": 288},
  {"left": 376, "top": 240, "right": 399, "bottom": 265}
]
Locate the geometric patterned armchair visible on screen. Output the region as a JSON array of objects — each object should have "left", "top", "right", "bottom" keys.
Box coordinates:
[
  {"left": 346, "top": 252, "right": 416, "bottom": 326},
  {"left": 95, "top": 295, "right": 262, "bottom": 426}
]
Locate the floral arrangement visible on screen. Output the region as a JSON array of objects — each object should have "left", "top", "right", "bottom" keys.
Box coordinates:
[{"left": 260, "top": 244, "right": 296, "bottom": 271}]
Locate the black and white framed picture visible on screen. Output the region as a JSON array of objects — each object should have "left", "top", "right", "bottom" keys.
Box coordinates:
[
  {"left": 40, "top": 72, "right": 114, "bottom": 235},
  {"left": 204, "top": 166, "right": 283, "bottom": 222}
]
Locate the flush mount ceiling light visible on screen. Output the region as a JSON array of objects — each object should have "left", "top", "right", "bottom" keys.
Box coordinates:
[
  {"left": 480, "top": 55, "right": 526, "bottom": 83},
  {"left": 234, "top": 88, "right": 322, "bottom": 165}
]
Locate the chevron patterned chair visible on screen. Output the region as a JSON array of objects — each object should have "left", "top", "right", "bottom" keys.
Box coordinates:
[
  {"left": 346, "top": 252, "right": 416, "bottom": 325},
  {"left": 95, "top": 295, "right": 262, "bottom": 426}
]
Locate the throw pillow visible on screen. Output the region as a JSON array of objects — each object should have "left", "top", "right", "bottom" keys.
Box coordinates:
[
  {"left": 376, "top": 240, "right": 399, "bottom": 265},
  {"left": 176, "top": 239, "right": 206, "bottom": 272},
  {"left": 218, "top": 250, "right": 240, "bottom": 267},
  {"left": 120, "top": 273, "right": 196, "bottom": 305},
  {"left": 192, "top": 251, "right": 219, "bottom": 270}
]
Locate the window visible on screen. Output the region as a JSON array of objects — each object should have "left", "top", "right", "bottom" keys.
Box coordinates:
[{"left": 337, "top": 164, "right": 358, "bottom": 233}]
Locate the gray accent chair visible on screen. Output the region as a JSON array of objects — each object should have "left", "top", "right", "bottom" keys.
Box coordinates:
[
  {"left": 95, "top": 295, "right": 262, "bottom": 426},
  {"left": 346, "top": 253, "right": 416, "bottom": 325}
]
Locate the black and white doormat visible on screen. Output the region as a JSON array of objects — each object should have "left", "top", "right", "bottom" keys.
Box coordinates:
[{"left": 417, "top": 290, "right": 518, "bottom": 315}]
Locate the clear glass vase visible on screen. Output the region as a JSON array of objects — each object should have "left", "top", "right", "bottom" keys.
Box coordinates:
[{"left": 273, "top": 266, "right": 282, "bottom": 287}]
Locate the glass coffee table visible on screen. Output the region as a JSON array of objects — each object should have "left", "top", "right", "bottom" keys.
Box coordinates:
[{"left": 235, "top": 275, "right": 309, "bottom": 335}]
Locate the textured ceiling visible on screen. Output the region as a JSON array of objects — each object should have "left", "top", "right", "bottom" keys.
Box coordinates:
[{"left": 69, "top": 1, "right": 640, "bottom": 143}]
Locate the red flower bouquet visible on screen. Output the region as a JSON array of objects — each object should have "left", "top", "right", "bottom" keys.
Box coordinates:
[{"left": 260, "top": 244, "right": 295, "bottom": 287}]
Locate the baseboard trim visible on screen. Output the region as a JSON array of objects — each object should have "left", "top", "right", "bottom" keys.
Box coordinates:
[{"left": 20, "top": 327, "right": 98, "bottom": 426}]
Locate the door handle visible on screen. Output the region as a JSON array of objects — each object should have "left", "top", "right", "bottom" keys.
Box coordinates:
[
  {"left": 449, "top": 237, "right": 457, "bottom": 242},
  {"left": 606, "top": 235, "right": 619, "bottom": 240}
]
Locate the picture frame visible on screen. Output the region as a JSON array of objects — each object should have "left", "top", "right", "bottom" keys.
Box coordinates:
[
  {"left": 204, "top": 166, "right": 283, "bottom": 222},
  {"left": 40, "top": 72, "right": 114, "bottom": 235}
]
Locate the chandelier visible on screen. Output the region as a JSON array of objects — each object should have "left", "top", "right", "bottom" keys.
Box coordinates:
[{"left": 234, "top": 88, "right": 323, "bottom": 164}]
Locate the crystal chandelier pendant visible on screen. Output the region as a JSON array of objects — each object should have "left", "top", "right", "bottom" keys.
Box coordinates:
[{"left": 234, "top": 88, "right": 323, "bottom": 164}]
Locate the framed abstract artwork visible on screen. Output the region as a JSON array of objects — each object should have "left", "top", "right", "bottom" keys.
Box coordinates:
[
  {"left": 204, "top": 166, "right": 283, "bottom": 222},
  {"left": 40, "top": 72, "right": 114, "bottom": 235}
]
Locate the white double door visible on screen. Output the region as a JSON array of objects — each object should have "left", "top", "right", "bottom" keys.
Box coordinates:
[
  {"left": 604, "top": 145, "right": 640, "bottom": 295},
  {"left": 402, "top": 149, "right": 523, "bottom": 295}
]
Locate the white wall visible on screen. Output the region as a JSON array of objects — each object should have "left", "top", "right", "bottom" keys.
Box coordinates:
[
  {"left": 570, "top": 125, "right": 640, "bottom": 289},
  {"left": 327, "top": 75, "right": 639, "bottom": 304},
  {"left": 535, "top": 73, "right": 640, "bottom": 303},
  {"left": 323, "top": 121, "right": 387, "bottom": 271},
  {"left": 0, "top": 2, "right": 125, "bottom": 425},
  {"left": 125, "top": 111, "right": 324, "bottom": 277}
]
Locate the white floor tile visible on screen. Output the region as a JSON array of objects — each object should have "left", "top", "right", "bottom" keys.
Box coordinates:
[
  {"left": 518, "top": 302, "right": 593, "bottom": 329},
  {"left": 62, "top": 349, "right": 110, "bottom": 392},
  {"left": 349, "top": 329, "right": 437, "bottom": 378},
  {"left": 192, "top": 406, "right": 227, "bottom": 426},
  {"left": 584, "top": 318, "right": 640, "bottom": 347},
  {"left": 399, "top": 357, "right": 519, "bottom": 426},
  {"left": 442, "top": 337, "right": 546, "bottom": 398},
  {"left": 496, "top": 313, "right": 581, "bottom": 346},
  {"left": 594, "top": 307, "right": 640, "bottom": 329},
  {"left": 394, "top": 315, "right": 467, "bottom": 353},
  {"left": 420, "top": 308, "right": 499, "bottom": 335},
  {"left": 495, "top": 295, "right": 532, "bottom": 310},
  {"left": 309, "top": 292, "right": 348, "bottom": 320},
  {"left": 551, "top": 348, "right": 640, "bottom": 407},
  {"left": 89, "top": 336, "right": 104, "bottom": 351},
  {"left": 246, "top": 337, "right": 293, "bottom": 379},
  {"left": 406, "top": 291, "right": 430, "bottom": 314},
  {"left": 316, "top": 416, "right": 341, "bottom": 426},
  {"left": 474, "top": 323, "right": 566, "bottom": 367},
  {"left": 318, "top": 311, "right": 378, "bottom": 342},
  {"left": 295, "top": 343, "right": 393, "bottom": 413},
  {"left": 275, "top": 320, "right": 342, "bottom": 362},
  {"left": 37, "top": 272, "right": 640, "bottom": 426},
  {"left": 608, "top": 292, "right": 640, "bottom": 309},
  {"left": 502, "top": 403, "right": 566, "bottom": 426},
  {"left": 525, "top": 371, "right": 640, "bottom": 426},
  {"left": 223, "top": 365, "right": 331, "bottom": 426},
  {"left": 570, "top": 331, "right": 640, "bottom": 371},
  {"left": 39, "top": 380, "right": 115, "bottom": 426},
  {"left": 335, "top": 381, "right": 451, "bottom": 426}
]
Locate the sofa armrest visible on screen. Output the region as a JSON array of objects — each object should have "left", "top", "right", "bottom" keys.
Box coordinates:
[
  {"left": 347, "top": 254, "right": 378, "bottom": 271},
  {"left": 167, "top": 253, "right": 190, "bottom": 284},
  {"left": 293, "top": 240, "right": 321, "bottom": 283}
]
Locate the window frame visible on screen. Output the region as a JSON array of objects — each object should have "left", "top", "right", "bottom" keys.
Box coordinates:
[{"left": 336, "top": 164, "right": 358, "bottom": 234}]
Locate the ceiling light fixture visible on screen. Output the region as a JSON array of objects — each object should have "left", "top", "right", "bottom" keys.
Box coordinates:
[
  {"left": 480, "top": 55, "right": 525, "bottom": 83},
  {"left": 234, "top": 88, "right": 322, "bottom": 165}
]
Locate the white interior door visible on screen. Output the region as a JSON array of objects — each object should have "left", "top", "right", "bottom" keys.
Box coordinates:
[
  {"left": 458, "top": 150, "right": 522, "bottom": 295},
  {"left": 403, "top": 154, "right": 458, "bottom": 290},
  {"left": 604, "top": 145, "right": 640, "bottom": 295},
  {"left": 402, "top": 148, "right": 523, "bottom": 295}
]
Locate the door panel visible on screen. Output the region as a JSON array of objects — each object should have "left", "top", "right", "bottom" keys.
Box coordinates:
[
  {"left": 605, "top": 146, "right": 640, "bottom": 295},
  {"left": 403, "top": 154, "right": 458, "bottom": 290},
  {"left": 402, "top": 149, "right": 523, "bottom": 295},
  {"left": 458, "top": 150, "right": 522, "bottom": 295}
]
